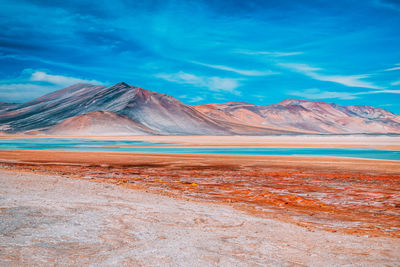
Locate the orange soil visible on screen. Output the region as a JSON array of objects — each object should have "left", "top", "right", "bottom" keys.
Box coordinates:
[{"left": 1, "top": 150, "right": 399, "bottom": 237}]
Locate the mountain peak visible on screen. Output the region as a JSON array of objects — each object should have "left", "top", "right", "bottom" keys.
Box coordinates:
[
  {"left": 1, "top": 83, "right": 400, "bottom": 135},
  {"left": 113, "top": 82, "right": 131, "bottom": 87},
  {"left": 109, "top": 82, "right": 150, "bottom": 94},
  {"left": 279, "top": 99, "right": 313, "bottom": 105}
]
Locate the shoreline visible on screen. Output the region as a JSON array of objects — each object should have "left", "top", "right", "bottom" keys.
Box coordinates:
[
  {"left": 1, "top": 134, "right": 400, "bottom": 150},
  {"left": 0, "top": 148, "right": 400, "bottom": 164},
  {"left": 1, "top": 149, "right": 400, "bottom": 173}
]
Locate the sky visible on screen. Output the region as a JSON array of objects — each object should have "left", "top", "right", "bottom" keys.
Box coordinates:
[{"left": 0, "top": 0, "right": 400, "bottom": 113}]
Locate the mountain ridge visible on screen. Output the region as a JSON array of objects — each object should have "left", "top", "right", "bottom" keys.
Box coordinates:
[{"left": 1, "top": 82, "right": 399, "bottom": 135}]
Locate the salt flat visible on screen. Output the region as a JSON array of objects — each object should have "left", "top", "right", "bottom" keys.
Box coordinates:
[{"left": 1, "top": 169, "right": 399, "bottom": 266}]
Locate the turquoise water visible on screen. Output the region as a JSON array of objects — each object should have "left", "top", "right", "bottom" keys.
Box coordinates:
[
  {"left": 0, "top": 138, "right": 173, "bottom": 148},
  {"left": 0, "top": 138, "right": 399, "bottom": 161}
]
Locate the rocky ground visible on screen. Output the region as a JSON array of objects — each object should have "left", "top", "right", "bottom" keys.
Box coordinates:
[{"left": 1, "top": 169, "right": 399, "bottom": 266}]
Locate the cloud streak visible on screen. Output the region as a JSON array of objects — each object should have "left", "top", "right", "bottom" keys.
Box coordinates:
[
  {"left": 192, "top": 61, "right": 279, "bottom": 76},
  {"left": 235, "top": 50, "right": 303, "bottom": 57},
  {"left": 30, "top": 71, "right": 105, "bottom": 86},
  {"left": 0, "top": 70, "right": 106, "bottom": 102},
  {"left": 279, "top": 63, "right": 384, "bottom": 89},
  {"left": 288, "top": 87, "right": 400, "bottom": 101},
  {"left": 385, "top": 64, "right": 400, "bottom": 71},
  {"left": 0, "top": 83, "right": 59, "bottom": 102},
  {"left": 391, "top": 80, "right": 400, "bottom": 86},
  {"left": 156, "top": 71, "right": 240, "bottom": 94},
  {"left": 358, "top": 89, "right": 400, "bottom": 95},
  {"left": 288, "top": 88, "right": 358, "bottom": 100},
  {"left": 179, "top": 95, "right": 205, "bottom": 103}
]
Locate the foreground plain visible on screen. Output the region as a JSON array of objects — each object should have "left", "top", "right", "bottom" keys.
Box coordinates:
[
  {"left": 1, "top": 169, "right": 400, "bottom": 266},
  {"left": 1, "top": 135, "right": 400, "bottom": 265}
]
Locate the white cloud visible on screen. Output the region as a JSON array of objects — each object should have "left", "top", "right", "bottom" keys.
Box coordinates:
[
  {"left": 156, "top": 71, "right": 240, "bottom": 95},
  {"left": 280, "top": 63, "right": 321, "bottom": 72},
  {"left": 391, "top": 80, "right": 400, "bottom": 86},
  {"left": 358, "top": 89, "right": 400, "bottom": 95},
  {"left": 0, "top": 70, "right": 106, "bottom": 102},
  {"left": 385, "top": 67, "right": 400, "bottom": 71},
  {"left": 236, "top": 50, "right": 303, "bottom": 57},
  {"left": 310, "top": 74, "right": 380, "bottom": 89},
  {"left": 288, "top": 88, "right": 358, "bottom": 100},
  {"left": 178, "top": 95, "right": 204, "bottom": 103},
  {"left": 30, "top": 71, "right": 104, "bottom": 86},
  {"left": 0, "top": 83, "right": 59, "bottom": 102},
  {"left": 384, "top": 63, "right": 400, "bottom": 71},
  {"left": 287, "top": 87, "right": 400, "bottom": 101},
  {"left": 187, "top": 96, "right": 204, "bottom": 103},
  {"left": 192, "top": 61, "right": 279, "bottom": 76},
  {"left": 279, "top": 63, "right": 383, "bottom": 89}
]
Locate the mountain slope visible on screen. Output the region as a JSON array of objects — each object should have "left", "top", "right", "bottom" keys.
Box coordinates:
[
  {"left": 46, "top": 111, "right": 158, "bottom": 136},
  {"left": 0, "top": 83, "right": 105, "bottom": 131},
  {"left": 193, "top": 99, "right": 400, "bottom": 134},
  {"left": 1, "top": 82, "right": 399, "bottom": 135},
  {"left": 0, "top": 82, "right": 294, "bottom": 135},
  {"left": 0, "top": 82, "right": 226, "bottom": 134},
  {"left": 0, "top": 102, "right": 19, "bottom": 112}
]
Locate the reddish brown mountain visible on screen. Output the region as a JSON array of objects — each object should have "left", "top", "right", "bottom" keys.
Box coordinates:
[
  {"left": 1, "top": 82, "right": 399, "bottom": 135},
  {"left": 0, "top": 82, "right": 228, "bottom": 135},
  {"left": 193, "top": 99, "right": 400, "bottom": 134}
]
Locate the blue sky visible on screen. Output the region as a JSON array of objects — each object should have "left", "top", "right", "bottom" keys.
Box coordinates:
[{"left": 0, "top": 0, "right": 400, "bottom": 113}]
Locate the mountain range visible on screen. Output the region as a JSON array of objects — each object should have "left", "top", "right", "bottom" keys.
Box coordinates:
[{"left": 0, "top": 82, "right": 399, "bottom": 135}]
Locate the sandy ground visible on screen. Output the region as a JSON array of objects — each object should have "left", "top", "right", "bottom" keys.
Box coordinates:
[
  {"left": 1, "top": 169, "right": 400, "bottom": 266},
  {"left": 1, "top": 149, "right": 399, "bottom": 174},
  {"left": 1, "top": 150, "right": 400, "bottom": 237},
  {"left": 1, "top": 135, "right": 399, "bottom": 265}
]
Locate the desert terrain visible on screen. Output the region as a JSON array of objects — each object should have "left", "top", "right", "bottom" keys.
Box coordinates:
[
  {"left": 1, "top": 169, "right": 400, "bottom": 266},
  {"left": 1, "top": 135, "right": 400, "bottom": 265}
]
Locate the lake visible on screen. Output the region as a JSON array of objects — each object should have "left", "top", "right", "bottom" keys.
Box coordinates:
[{"left": 0, "top": 137, "right": 399, "bottom": 161}]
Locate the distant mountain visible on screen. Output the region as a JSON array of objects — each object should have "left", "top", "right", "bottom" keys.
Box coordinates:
[
  {"left": 0, "top": 82, "right": 399, "bottom": 135},
  {"left": 194, "top": 99, "right": 400, "bottom": 134},
  {"left": 0, "top": 82, "right": 293, "bottom": 135}
]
